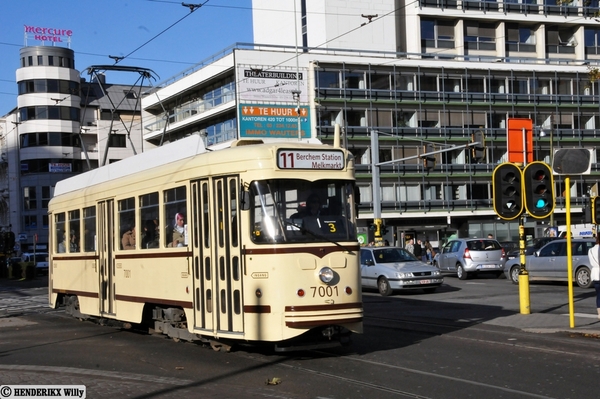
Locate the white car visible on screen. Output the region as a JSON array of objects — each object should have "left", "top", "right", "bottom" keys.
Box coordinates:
[{"left": 360, "top": 246, "right": 443, "bottom": 296}]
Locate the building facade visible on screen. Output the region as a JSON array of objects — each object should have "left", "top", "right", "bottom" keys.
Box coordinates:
[
  {"left": 0, "top": 45, "right": 149, "bottom": 253},
  {"left": 141, "top": 1, "right": 600, "bottom": 245}
]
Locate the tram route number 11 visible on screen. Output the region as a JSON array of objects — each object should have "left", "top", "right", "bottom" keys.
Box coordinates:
[{"left": 277, "top": 149, "right": 344, "bottom": 170}]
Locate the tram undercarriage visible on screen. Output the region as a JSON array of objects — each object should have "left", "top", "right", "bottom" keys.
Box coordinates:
[{"left": 60, "top": 295, "right": 353, "bottom": 352}]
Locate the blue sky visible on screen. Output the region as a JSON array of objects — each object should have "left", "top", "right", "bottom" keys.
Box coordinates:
[{"left": 0, "top": 0, "right": 253, "bottom": 115}]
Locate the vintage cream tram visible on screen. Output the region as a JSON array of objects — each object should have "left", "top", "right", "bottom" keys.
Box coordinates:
[{"left": 49, "top": 134, "right": 362, "bottom": 350}]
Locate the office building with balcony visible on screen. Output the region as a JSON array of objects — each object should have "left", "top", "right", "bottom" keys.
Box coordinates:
[{"left": 141, "top": 0, "right": 600, "bottom": 244}]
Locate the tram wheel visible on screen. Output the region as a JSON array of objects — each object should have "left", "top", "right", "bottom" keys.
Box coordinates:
[{"left": 377, "top": 276, "right": 393, "bottom": 296}]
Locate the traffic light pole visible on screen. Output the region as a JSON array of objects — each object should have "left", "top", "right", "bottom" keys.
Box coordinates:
[
  {"left": 565, "top": 176, "right": 575, "bottom": 328},
  {"left": 371, "top": 130, "right": 383, "bottom": 246},
  {"left": 518, "top": 217, "right": 531, "bottom": 314}
]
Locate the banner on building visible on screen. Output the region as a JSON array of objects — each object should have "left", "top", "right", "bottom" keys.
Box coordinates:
[
  {"left": 237, "top": 66, "right": 308, "bottom": 103},
  {"left": 49, "top": 163, "right": 72, "bottom": 173}
]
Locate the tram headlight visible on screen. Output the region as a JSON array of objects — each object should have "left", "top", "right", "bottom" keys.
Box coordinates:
[{"left": 318, "top": 267, "right": 335, "bottom": 283}]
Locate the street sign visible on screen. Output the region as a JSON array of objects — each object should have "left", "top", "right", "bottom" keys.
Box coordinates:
[
  {"left": 507, "top": 118, "right": 533, "bottom": 164},
  {"left": 552, "top": 148, "right": 592, "bottom": 175}
]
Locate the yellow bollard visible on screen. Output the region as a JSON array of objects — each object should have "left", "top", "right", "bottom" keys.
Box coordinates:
[{"left": 518, "top": 271, "right": 530, "bottom": 314}]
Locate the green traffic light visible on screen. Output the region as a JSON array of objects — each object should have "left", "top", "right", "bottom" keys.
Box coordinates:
[{"left": 535, "top": 199, "right": 548, "bottom": 209}]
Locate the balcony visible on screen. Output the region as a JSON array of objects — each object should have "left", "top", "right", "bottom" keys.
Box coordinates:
[{"left": 144, "top": 91, "right": 235, "bottom": 134}]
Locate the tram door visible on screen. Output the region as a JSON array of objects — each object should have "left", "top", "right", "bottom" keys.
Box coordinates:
[
  {"left": 191, "top": 177, "right": 243, "bottom": 335},
  {"left": 98, "top": 200, "right": 115, "bottom": 315}
]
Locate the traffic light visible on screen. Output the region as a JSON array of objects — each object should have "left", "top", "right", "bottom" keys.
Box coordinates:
[
  {"left": 523, "top": 161, "right": 554, "bottom": 219},
  {"left": 471, "top": 131, "right": 486, "bottom": 163},
  {"left": 592, "top": 196, "right": 600, "bottom": 225},
  {"left": 492, "top": 163, "right": 523, "bottom": 220},
  {"left": 423, "top": 144, "right": 435, "bottom": 170}
]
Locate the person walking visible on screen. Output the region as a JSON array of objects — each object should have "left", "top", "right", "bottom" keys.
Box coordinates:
[
  {"left": 587, "top": 235, "right": 600, "bottom": 320},
  {"left": 405, "top": 238, "right": 415, "bottom": 256},
  {"left": 413, "top": 239, "right": 423, "bottom": 261}
]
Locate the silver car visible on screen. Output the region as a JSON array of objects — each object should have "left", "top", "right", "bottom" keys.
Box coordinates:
[
  {"left": 434, "top": 238, "right": 506, "bottom": 279},
  {"left": 360, "top": 247, "right": 443, "bottom": 296},
  {"left": 503, "top": 238, "right": 595, "bottom": 288}
]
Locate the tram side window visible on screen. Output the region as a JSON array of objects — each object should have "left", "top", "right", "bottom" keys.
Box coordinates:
[
  {"left": 83, "top": 206, "right": 96, "bottom": 252},
  {"left": 55, "top": 213, "right": 66, "bottom": 253},
  {"left": 68, "top": 210, "right": 80, "bottom": 252},
  {"left": 119, "top": 197, "right": 136, "bottom": 250},
  {"left": 140, "top": 192, "right": 159, "bottom": 249},
  {"left": 164, "top": 186, "right": 187, "bottom": 248}
]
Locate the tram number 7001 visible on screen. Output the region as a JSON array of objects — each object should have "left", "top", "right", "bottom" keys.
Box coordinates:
[{"left": 310, "top": 286, "right": 339, "bottom": 297}]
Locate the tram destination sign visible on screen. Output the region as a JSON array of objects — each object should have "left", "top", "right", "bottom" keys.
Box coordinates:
[{"left": 277, "top": 149, "right": 344, "bottom": 170}]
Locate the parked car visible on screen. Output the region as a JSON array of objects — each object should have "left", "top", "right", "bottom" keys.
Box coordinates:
[
  {"left": 360, "top": 246, "right": 443, "bottom": 296},
  {"left": 504, "top": 238, "right": 595, "bottom": 288},
  {"left": 506, "top": 237, "right": 558, "bottom": 260},
  {"left": 21, "top": 252, "right": 49, "bottom": 275},
  {"left": 500, "top": 241, "right": 519, "bottom": 259},
  {"left": 434, "top": 238, "right": 506, "bottom": 280}
]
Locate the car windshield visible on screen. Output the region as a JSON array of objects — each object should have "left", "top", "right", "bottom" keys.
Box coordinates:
[
  {"left": 250, "top": 179, "right": 356, "bottom": 243},
  {"left": 373, "top": 248, "right": 417, "bottom": 263}
]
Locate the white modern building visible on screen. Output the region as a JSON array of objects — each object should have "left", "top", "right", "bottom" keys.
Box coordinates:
[
  {"left": 0, "top": 43, "right": 151, "bottom": 253},
  {"left": 140, "top": 0, "right": 600, "bottom": 244}
]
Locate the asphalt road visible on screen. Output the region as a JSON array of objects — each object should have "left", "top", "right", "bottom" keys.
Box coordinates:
[{"left": 1, "top": 275, "right": 600, "bottom": 398}]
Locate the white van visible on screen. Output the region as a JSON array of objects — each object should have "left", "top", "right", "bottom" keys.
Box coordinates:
[
  {"left": 21, "top": 252, "right": 49, "bottom": 275},
  {"left": 558, "top": 224, "right": 596, "bottom": 238}
]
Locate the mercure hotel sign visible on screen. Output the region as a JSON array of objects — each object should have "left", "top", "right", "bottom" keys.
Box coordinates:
[{"left": 24, "top": 25, "right": 73, "bottom": 43}]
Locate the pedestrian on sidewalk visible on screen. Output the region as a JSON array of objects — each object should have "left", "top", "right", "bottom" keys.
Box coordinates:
[{"left": 586, "top": 235, "right": 600, "bottom": 320}]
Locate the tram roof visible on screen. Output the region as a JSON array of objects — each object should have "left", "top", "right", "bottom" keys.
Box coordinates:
[
  {"left": 54, "top": 135, "right": 207, "bottom": 197},
  {"left": 53, "top": 136, "right": 330, "bottom": 197}
]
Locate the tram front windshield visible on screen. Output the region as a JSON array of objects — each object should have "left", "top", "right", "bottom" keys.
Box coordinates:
[{"left": 250, "top": 179, "right": 357, "bottom": 243}]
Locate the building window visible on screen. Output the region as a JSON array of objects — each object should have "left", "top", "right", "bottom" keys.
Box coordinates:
[
  {"left": 547, "top": 26, "right": 577, "bottom": 53},
  {"left": 506, "top": 24, "right": 536, "bottom": 52},
  {"left": 24, "top": 215, "right": 37, "bottom": 230},
  {"left": 37, "top": 55, "right": 43, "bottom": 65},
  {"left": 20, "top": 132, "right": 80, "bottom": 148},
  {"left": 421, "top": 19, "right": 455, "bottom": 50},
  {"left": 585, "top": 27, "right": 600, "bottom": 55},
  {"left": 101, "top": 110, "right": 120, "bottom": 120},
  {"left": 18, "top": 106, "right": 80, "bottom": 122},
  {"left": 317, "top": 71, "right": 340, "bottom": 88},
  {"left": 465, "top": 22, "right": 497, "bottom": 50},
  {"left": 41, "top": 186, "right": 52, "bottom": 208},
  {"left": 23, "top": 187, "right": 37, "bottom": 210},
  {"left": 109, "top": 134, "right": 127, "bottom": 148}
]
